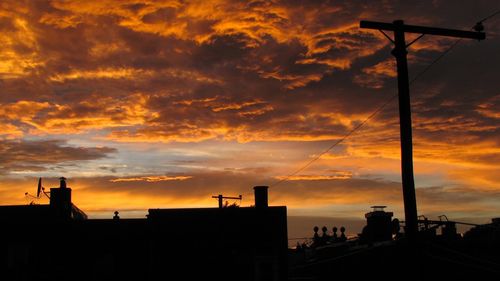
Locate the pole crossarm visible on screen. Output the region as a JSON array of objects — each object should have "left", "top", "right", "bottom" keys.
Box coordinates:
[
  {"left": 211, "top": 195, "right": 242, "bottom": 200},
  {"left": 360, "top": 20, "right": 485, "bottom": 40}
]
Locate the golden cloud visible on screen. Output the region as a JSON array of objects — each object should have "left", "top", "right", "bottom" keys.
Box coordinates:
[
  {"left": 476, "top": 95, "right": 500, "bottom": 119},
  {"left": 363, "top": 59, "right": 397, "bottom": 77},
  {"left": 0, "top": 123, "right": 23, "bottom": 139},
  {"left": 102, "top": 107, "right": 384, "bottom": 143},
  {"left": 259, "top": 71, "right": 324, "bottom": 90},
  {"left": 49, "top": 68, "right": 149, "bottom": 82},
  {"left": 38, "top": 0, "right": 385, "bottom": 91},
  {"left": 274, "top": 172, "right": 352, "bottom": 181},
  {"left": 0, "top": 100, "right": 50, "bottom": 120},
  {"left": 0, "top": 16, "right": 43, "bottom": 78},
  {"left": 49, "top": 67, "right": 222, "bottom": 84},
  {"left": 0, "top": 94, "right": 159, "bottom": 135},
  {"left": 110, "top": 175, "right": 193, "bottom": 183},
  {"left": 174, "top": 97, "right": 274, "bottom": 117}
]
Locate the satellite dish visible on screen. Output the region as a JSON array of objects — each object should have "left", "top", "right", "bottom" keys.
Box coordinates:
[
  {"left": 37, "top": 178, "right": 42, "bottom": 197},
  {"left": 25, "top": 177, "right": 49, "bottom": 204}
]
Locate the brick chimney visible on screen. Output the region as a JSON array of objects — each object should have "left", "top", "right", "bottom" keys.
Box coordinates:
[
  {"left": 253, "top": 186, "right": 268, "bottom": 208},
  {"left": 50, "top": 177, "right": 72, "bottom": 219}
]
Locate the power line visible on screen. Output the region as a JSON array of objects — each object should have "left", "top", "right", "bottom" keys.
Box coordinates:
[
  {"left": 409, "top": 39, "right": 462, "bottom": 85},
  {"left": 270, "top": 11, "right": 497, "bottom": 188},
  {"left": 477, "top": 9, "right": 500, "bottom": 24},
  {"left": 271, "top": 94, "right": 397, "bottom": 187}
]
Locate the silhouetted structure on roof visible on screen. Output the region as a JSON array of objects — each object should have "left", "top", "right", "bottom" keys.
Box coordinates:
[
  {"left": 361, "top": 206, "right": 394, "bottom": 243},
  {"left": 0, "top": 180, "right": 287, "bottom": 281},
  {"left": 211, "top": 194, "right": 242, "bottom": 208}
]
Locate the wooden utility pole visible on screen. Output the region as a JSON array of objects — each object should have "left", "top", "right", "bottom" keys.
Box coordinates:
[{"left": 360, "top": 20, "right": 485, "bottom": 241}]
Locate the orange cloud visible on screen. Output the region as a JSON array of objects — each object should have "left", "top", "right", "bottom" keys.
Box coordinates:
[
  {"left": 0, "top": 14, "right": 43, "bottom": 79},
  {"left": 173, "top": 97, "right": 274, "bottom": 117},
  {"left": 0, "top": 100, "right": 50, "bottom": 119},
  {"left": 49, "top": 67, "right": 148, "bottom": 82},
  {"left": 43, "top": 0, "right": 293, "bottom": 44},
  {"left": 365, "top": 60, "right": 397, "bottom": 75},
  {"left": 300, "top": 24, "right": 387, "bottom": 67},
  {"left": 476, "top": 95, "right": 500, "bottom": 119},
  {"left": 0, "top": 123, "right": 23, "bottom": 138},
  {"left": 210, "top": 100, "right": 268, "bottom": 112},
  {"left": 0, "top": 94, "right": 158, "bottom": 135},
  {"left": 104, "top": 106, "right": 364, "bottom": 143},
  {"left": 259, "top": 71, "right": 324, "bottom": 89},
  {"left": 107, "top": 125, "right": 222, "bottom": 143},
  {"left": 49, "top": 67, "right": 222, "bottom": 84},
  {"left": 110, "top": 175, "right": 193, "bottom": 183},
  {"left": 39, "top": 13, "right": 83, "bottom": 29},
  {"left": 274, "top": 172, "right": 352, "bottom": 181},
  {"left": 38, "top": 0, "right": 386, "bottom": 91}
]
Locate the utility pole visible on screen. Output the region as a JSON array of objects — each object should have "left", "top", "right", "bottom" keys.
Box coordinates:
[{"left": 360, "top": 20, "right": 485, "bottom": 242}]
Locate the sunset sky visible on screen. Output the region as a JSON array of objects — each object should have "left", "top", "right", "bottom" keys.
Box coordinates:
[{"left": 0, "top": 0, "right": 498, "bottom": 228}]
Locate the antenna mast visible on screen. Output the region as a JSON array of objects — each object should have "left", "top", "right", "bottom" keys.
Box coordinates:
[{"left": 211, "top": 194, "right": 242, "bottom": 208}]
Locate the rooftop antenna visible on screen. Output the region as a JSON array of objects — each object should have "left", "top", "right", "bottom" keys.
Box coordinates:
[
  {"left": 371, "top": 205, "right": 387, "bottom": 212},
  {"left": 360, "top": 20, "right": 485, "bottom": 242},
  {"left": 25, "top": 177, "right": 51, "bottom": 204},
  {"left": 211, "top": 194, "right": 242, "bottom": 208}
]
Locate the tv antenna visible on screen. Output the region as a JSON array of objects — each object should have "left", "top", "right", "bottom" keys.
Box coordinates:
[
  {"left": 25, "top": 177, "right": 51, "bottom": 204},
  {"left": 211, "top": 194, "right": 242, "bottom": 208}
]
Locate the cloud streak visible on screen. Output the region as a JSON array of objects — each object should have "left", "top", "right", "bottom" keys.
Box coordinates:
[{"left": 110, "top": 175, "right": 192, "bottom": 182}]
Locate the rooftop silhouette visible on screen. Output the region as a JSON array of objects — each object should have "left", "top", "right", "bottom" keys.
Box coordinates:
[{"left": 0, "top": 179, "right": 288, "bottom": 281}]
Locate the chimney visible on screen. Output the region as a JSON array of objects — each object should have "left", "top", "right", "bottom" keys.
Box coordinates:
[
  {"left": 50, "top": 177, "right": 72, "bottom": 219},
  {"left": 253, "top": 186, "right": 268, "bottom": 208}
]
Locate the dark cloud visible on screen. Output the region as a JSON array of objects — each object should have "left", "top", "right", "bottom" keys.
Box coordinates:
[{"left": 0, "top": 139, "right": 116, "bottom": 173}]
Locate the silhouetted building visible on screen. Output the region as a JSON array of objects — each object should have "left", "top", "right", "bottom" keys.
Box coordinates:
[
  {"left": 0, "top": 177, "right": 87, "bottom": 222},
  {"left": 464, "top": 217, "right": 500, "bottom": 249},
  {"left": 291, "top": 208, "right": 500, "bottom": 280},
  {"left": 0, "top": 181, "right": 287, "bottom": 281}
]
